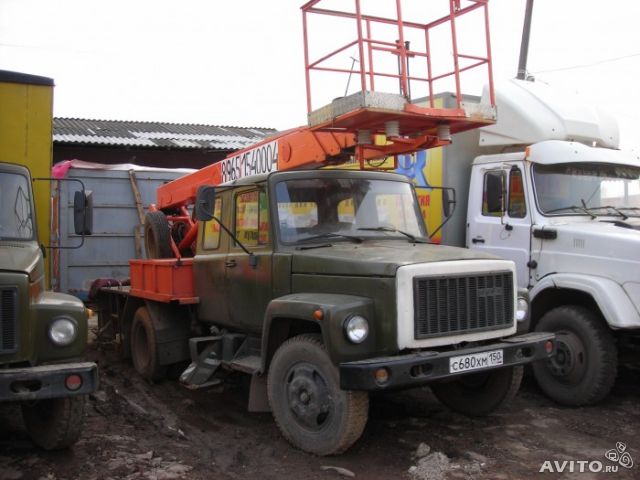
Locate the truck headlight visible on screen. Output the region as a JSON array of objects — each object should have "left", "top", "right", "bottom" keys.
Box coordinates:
[
  {"left": 49, "top": 317, "right": 78, "bottom": 346},
  {"left": 516, "top": 297, "right": 529, "bottom": 322},
  {"left": 344, "top": 315, "right": 369, "bottom": 344}
]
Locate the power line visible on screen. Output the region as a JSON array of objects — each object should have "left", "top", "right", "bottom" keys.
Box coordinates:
[{"left": 533, "top": 52, "right": 640, "bottom": 74}]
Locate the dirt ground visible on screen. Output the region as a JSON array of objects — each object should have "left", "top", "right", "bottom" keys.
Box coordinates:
[{"left": 1, "top": 342, "right": 639, "bottom": 480}]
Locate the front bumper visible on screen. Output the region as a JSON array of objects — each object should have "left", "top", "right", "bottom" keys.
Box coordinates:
[
  {"left": 340, "top": 332, "right": 554, "bottom": 391},
  {"left": 0, "top": 361, "right": 98, "bottom": 402}
]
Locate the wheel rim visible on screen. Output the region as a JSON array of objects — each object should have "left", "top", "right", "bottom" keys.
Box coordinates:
[
  {"left": 546, "top": 330, "right": 586, "bottom": 383},
  {"left": 132, "top": 322, "right": 151, "bottom": 372},
  {"left": 285, "top": 362, "right": 333, "bottom": 431}
]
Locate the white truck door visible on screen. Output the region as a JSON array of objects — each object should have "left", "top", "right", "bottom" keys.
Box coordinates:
[{"left": 467, "top": 162, "right": 532, "bottom": 288}]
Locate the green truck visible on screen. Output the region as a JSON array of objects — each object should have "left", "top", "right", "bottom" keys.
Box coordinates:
[
  {"left": 95, "top": 167, "right": 555, "bottom": 455},
  {"left": 1, "top": 70, "right": 97, "bottom": 449}
]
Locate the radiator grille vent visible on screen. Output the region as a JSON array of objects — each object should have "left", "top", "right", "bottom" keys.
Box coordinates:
[
  {"left": 414, "top": 272, "right": 514, "bottom": 339},
  {"left": 0, "top": 288, "right": 18, "bottom": 353}
]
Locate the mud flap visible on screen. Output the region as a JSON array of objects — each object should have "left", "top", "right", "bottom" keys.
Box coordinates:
[{"left": 248, "top": 374, "right": 270, "bottom": 412}]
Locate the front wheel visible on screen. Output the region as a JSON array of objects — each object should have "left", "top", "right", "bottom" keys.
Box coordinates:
[
  {"left": 532, "top": 305, "right": 617, "bottom": 406},
  {"left": 267, "top": 334, "right": 369, "bottom": 455},
  {"left": 431, "top": 366, "right": 523, "bottom": 416},
  {"left": 22, "top": 396, "right": 86, "bottom": 450}
]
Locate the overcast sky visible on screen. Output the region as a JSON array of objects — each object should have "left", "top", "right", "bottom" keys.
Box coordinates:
[{"left": 1, "top": 0, "right": 639, "bottom": 149}]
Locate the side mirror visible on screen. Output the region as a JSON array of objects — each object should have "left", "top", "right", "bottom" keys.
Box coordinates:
[
  {"left": 195, "top": 186, "right": 216, "bottom": 221},
  {"left": 73, "top": 190, "right": 93, "bottom": 235},
  {"left": 442, "top": 188, "right": 456, "bottom": 218}
]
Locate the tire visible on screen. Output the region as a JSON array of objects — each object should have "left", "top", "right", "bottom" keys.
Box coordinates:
[
  {"left": 22, "top": 396, "right": 85, "bottom": 450},
  {"left": 267, "top": 334, "right": 369, "bottom": 455},
  {"left": 431, "top": 366, "right": 523, "bottom": 416},
  {"left": 131, "top": 306, "right": 167, "bottom": 382},
  {"left": 144, "top": 211, "right": 172, "bottom": 259},
  {"left": 532, "top": 305, "right": 617, "bottom": 406}
]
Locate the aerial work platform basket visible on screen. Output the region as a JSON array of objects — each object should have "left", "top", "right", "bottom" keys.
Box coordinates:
[{"left": 301, "top": 0, "right": 496, "bottom": 142}]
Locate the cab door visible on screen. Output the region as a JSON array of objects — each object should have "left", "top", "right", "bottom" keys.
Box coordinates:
[
  {"left": 467, "top": 162, "right": 533, "bottom": 288},
  {"left": 193, "top": 192, "right": 232, "bottom": 326},
  {"left": 225, "top": 188, "right": 273, "bottom": 333}
]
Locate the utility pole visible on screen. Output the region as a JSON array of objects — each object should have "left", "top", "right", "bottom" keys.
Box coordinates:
[{"left": 517, "top": 0, "right": 534, "bottom": 80}]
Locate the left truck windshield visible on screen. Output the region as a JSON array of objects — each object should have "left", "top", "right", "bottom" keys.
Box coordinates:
[
  {"left": 275, "top": 177, "right": 427, "bottom": 244},
  {"left": 0, "top": 171, "right": 34, "bottom": 240}
]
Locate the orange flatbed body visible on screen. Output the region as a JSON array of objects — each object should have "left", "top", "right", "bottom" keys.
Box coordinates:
[{"left": 129, "top": 258, "right": 198, "bottom": 304}]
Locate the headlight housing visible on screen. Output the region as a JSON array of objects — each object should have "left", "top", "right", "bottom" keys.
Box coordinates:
[
  {"left": 344, "top": 315, "right": 369, "bottom": 344},
  {"left": 516, "top": 296, "right": 529, "bottom": 322},
  {"left": 48, "top": 317, "right": 78, "bottom": 346}
]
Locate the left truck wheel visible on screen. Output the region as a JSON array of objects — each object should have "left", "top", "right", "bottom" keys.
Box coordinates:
[
  {"left": 131, "top": 306, "right": 167, "bottom": 382},
  {"left": 267, "top": 334, "right": 369, "bottom": 455},
  {"left": 22, "top": 396, "right": 85, "bottom": 450}
]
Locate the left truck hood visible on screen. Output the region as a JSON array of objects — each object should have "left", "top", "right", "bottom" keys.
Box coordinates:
[
  {"left": 0, "top": 241, "right": 41, "bottom": 276},
  {"left": 292, "top": 240, "right": 501, "bottom": 277}
]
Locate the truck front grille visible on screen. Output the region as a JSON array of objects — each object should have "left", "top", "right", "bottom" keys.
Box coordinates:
[
  {"left": 0, "top": 287, "right": 18, "bottom": 353},
  {"left": 414, "top": 272, "right": 513, "bottom": 339}
]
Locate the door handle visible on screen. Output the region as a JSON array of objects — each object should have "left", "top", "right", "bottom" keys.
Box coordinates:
[
  {"left": 225, "top": 259, "right": 237, "bottom": 268},
  {"left": 472, "top": 237, "right": 485, "bottom": 244}
]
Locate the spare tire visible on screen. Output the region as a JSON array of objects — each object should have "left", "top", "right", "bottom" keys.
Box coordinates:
[{"left": 144, "top": 211, "right": 172, "bottom": 259}]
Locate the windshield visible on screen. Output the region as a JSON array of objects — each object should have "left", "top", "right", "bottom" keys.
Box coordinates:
[
  {"left": 0, "top": 172, "right": 35, "bottom": 241},
  {"left": 533, "top": 162, "right": 640, "bottom": 216},
  {"left": 275, "top": 177, "right": 427, "bottom": 244}
]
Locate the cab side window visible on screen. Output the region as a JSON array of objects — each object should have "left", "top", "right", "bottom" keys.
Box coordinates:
[
  {"left": 482, "top": 170, "right": 505, "bottom": 217},
  {"left": 508, "top": 167, "right": 527, "bottom": 218},
  {"left": 235, "top": 190, "right": 269, "bottom": 247},
  {"left": 202, "top": 198, "right": 223, "bottom": 249}
]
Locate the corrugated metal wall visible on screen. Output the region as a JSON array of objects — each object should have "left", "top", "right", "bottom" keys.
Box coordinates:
[{"left": 53, "top": 166, "right": 190, "bottom": 299}]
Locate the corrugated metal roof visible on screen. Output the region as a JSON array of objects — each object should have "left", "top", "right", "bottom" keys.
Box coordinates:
[{"left": 53, "top": 118, "right": 278, "bottom": 150}]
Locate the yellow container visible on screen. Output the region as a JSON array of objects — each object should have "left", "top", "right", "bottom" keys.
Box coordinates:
[{"left": 0, "top": 70, "right": 54, "bottom": 286}]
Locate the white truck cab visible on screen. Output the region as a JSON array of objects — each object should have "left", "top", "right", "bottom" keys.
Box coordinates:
[{"left": 458, "top": 79, "right": 640, "bottom": 405}]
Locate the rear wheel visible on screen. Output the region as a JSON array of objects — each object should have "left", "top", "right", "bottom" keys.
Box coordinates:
[
  {"left": 131, "top": 306, "right": 167, "bottom": 382},
  {"left": 532, "top": 305, "right": 617, "bottom": 406},
  {"left": 431, "top": 366, "right": 523, "bottom": 416},
  {"left": 22, "top": 396, "right": 85, "bottom": 450},
  {"left": 144, "top": 211, "right": 172, "bottom": 259},
  {"left": 267, "top": 334, "right": 369, "bottom": 455}
]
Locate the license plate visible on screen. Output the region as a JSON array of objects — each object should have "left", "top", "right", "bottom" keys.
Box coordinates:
[{"left": 449, "top": 349, "right": 503, "bottom": 374}]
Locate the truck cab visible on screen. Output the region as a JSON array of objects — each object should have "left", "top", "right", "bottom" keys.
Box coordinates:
[
  {"left": 463, "top": 79, "right": 640, "bottom": 406},
  {"left": 0, "top": 161, "right": 97, "bottom": 449}
]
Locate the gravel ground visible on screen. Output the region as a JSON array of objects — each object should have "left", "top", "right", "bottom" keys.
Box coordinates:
[{"left": 1, "top": 345, "right": 639, "bottom": 480}]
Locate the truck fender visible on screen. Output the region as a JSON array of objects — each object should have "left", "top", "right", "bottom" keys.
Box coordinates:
[
  {"left": 142, "top": 301, "right": 192, "bottom": 366},
  {"left": 530, "top": 273, "right": 640, "bottom": 329},
  {"left": 260, "top": 293, "right": 375, "bottom": 372}
]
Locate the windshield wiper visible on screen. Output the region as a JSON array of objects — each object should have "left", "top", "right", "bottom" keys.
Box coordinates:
[
  {"left": 297, "top": 232, "right": 363, "bottom": 244},
  {"left": 616, "top": 207, "right": 640, "bottom": 217},
  {"left": 357, "top": 226, "right": 430, "bottom": 243},
  {"left": 584, "top": 205, "right": 629, "bottom": 220},
  {"left": 545, "top": 205, "right": 596, "bottom": 219},
  {"left": 296, "top": 243, "right": 334, "bottom": 250}
]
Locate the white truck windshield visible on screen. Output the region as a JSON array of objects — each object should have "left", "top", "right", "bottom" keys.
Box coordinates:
[
  {"left": 275, "top": 177, "right": 427, "bottom": 244},
  {"left": 533, "top": 162, "right": 640, "bottom": 217},
  {"left": 0, "top": 172, "right": 34, "bottom": 240}
]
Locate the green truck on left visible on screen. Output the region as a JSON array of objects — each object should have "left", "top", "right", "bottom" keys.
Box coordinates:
[{"left": 0, "top": 70, "right": 97, "bottom": 449}]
